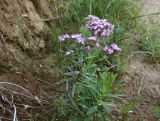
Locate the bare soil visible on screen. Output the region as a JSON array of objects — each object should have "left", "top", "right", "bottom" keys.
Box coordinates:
[
  {"left": 0, "top": 63, "right": 59, "bottom": 120},
  {"left": 125, "top": 56, "right": 160, "bottom": 120},
  {"left": 124, "top": 0, "right": 160, "bottom": 120},
  {"left": 0, "top": 1, "right": 60, "bottom": 119}
]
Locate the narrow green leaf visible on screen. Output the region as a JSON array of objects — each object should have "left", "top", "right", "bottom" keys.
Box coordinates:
[{"left": 87, "top": 106, "right": 97, "bottom": 115}]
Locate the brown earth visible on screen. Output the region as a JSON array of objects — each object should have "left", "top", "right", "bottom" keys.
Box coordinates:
[
  {"left": 0, "top": 0, "right": 60, "bottom": 95},
  {"left": 0, "top": 0, "right": 61, "bottom": 120},
  {"left": 0, "top": 0, "right": 56, "bottom": 54},
  {"left": 124, "top": 0, "right": 160, "bottom": 120},
  {"left": 125, "top": 56, "right": 160, "bottom": 121}
]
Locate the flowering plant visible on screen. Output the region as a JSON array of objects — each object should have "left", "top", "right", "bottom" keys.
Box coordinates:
[
  {"left": 59, "top": 15, "right": 122, "bottom": 56},
  {"left": 58, "top": 15, "right": 123, "bottom": 120}
]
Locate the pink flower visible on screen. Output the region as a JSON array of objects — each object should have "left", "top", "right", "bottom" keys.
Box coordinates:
[
  {"left": 59, "top": 34, "right": 70, "bottom": 41},
  {"left": 95, "top": 42, "right": 100, "bottom": 48},
  {"left": 87, "top": 46, "right": 92, "bottom": 52},
  {"left": 63, "top": 34, "right": 70, "bottom": 39},
  {"left": 88, "top": 36, "right": 97, "bottom": 41},
  {"left": 71, "top": 34, "right": 86, "bottom": 44},
  {"left": 59, "top": 36, "right": 65, "bottom": 41},
  {"left": 111, "top": 43, "right": 122, "bottom": 52},
  {"left": 77, "top": 37, "right": 86, "bottom": 44},
  {"left": 103, "top": 45, "right": 109, "bottom": 52},
  {"left": 108, "top": 48, "right": 114, "bottom": 54}
]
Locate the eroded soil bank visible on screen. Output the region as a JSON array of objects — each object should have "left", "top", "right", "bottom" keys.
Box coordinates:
[{"left": 0, "top": 0, "right": 60, "bottom": 120}]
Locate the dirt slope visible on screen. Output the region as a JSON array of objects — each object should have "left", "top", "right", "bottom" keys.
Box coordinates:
[
  {"left": 0, "top": 0, "right": 59, "bottom": 94},
  {"left": 0, "top": 1, "right": 59, "bottom": 120},
  {"left": 0, "top": 0, "right": 56, "bottom": 66}
]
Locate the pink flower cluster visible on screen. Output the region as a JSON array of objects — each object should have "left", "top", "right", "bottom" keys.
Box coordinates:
[
  {"left": 86, "top": 15, "right": 114, "bottom": 37},
  {"left": 103, "top": 43, "right": 122, "bottom": 54},
  {"left": 59, "top": 15, "right": 122, "bottom": 56},
  {"left": 59, "top": 34, "right": 86, "bottom": 44}
]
